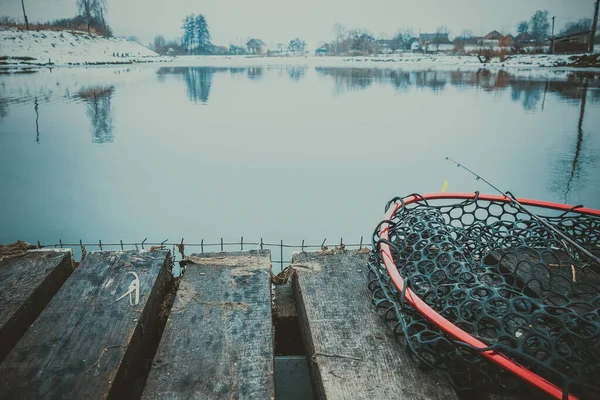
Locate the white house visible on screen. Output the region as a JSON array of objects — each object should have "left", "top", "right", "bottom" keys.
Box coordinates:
[{"left": 246, "top": 39, "right": 267, "bottom": 54}]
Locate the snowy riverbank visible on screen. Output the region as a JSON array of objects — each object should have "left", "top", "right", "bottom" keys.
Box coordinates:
[
  {"left": 166, "top": 53, "right": 600, "bottom": 70},
  {"left": 1, "top": 28, "right": 598, "bottom": 70},
  {"left": 0, "top": 29, "right": 164, "bottom": 66}
]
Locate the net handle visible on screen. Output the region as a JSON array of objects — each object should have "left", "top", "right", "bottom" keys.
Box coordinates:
[{"left": 378, "top": 192, "right": 598, "bottom": 400}]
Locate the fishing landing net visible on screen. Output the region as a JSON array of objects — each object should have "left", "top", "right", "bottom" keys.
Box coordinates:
[{"left": 368, "top": 193, "right": 600, "bottom": 400}]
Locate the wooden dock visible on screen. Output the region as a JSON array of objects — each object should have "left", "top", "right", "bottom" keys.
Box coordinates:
[
  {"left": 291, "top": 250, "right": 456, "bottom": 399},
  {"left": 0, "top": 249, "right": 172, "bottom": 399},
  {"left": 0, "top": 244, "right": 537, "bottom": 399},
  {"left": 142, "top": 251, "right": 274, "bottom": 400}
]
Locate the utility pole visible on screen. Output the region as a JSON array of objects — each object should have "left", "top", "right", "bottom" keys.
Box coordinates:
[
  {"left": 551, "top": 16, "right": 556, "bottom": 54},
  {"left": 20, "top": 0, "right": 29, "bottom": 30},
  {"left": 591, "top": 0, "right": 599, "bottom": 52}
]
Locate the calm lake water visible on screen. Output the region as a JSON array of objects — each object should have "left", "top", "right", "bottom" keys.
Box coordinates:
[{"left": 1, "top": 64, "right": 599, "bottom": 262}]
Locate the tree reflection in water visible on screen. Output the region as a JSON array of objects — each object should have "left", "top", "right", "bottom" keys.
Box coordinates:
[
  {"left": 156, "top": 67, "right": 231, "bottom": 103},
  {"left": 74, "top": 86, "right": 115, "bottom": 144},
  {"left": 315, "top": 67, "right": 599, "bottom": 204},
  {"left": 550, "top": 81, "right": 598, "bottom": 203},
  {"left": 287, "top": 66, "right": 307, "bottom": 81},
  {"left": 315, "top": 67, "right": 600, "bottom": 111}
]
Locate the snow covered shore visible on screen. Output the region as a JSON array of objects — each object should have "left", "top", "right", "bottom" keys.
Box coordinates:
[
  {"left": 1, "top": 28, "right": 598, "bottom": 70},
  {"left": 167, "top": 53, "right": 600, "bottom": 70},
  {"left": 0, "top": 29, "right": 164, "bottom": 66}
]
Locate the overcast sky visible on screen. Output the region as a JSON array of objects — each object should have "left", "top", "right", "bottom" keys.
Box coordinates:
[{"left": 0, "top": 0, "right": 596, "bottom": 48}]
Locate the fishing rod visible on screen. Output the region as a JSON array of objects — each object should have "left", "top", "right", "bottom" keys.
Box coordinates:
[{"left": 445, "top": 156, "right": 600, "bottom": 266}]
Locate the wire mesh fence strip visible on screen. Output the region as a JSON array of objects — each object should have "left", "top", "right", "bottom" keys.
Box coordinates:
[{"left": 33, "top": 238, "right": 369, "bottom": 269}]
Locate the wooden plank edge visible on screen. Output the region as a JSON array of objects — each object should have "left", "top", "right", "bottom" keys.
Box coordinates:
[
  {"left": 0, "top": 249, "right": 74, "bottom": 363},
  {"left": 106, "top": 250, "right": 175, "bottom": 399},
  {"left": 291, "top": 272, "right": 326, "bottom": 400}
]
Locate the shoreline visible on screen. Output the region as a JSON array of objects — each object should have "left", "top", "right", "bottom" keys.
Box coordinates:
[
  {"left": 2, "top": 54, "right": 599, "bottom": 73},
  {"left": 1, "top": 28, "right": 598, "bottom": 71}
]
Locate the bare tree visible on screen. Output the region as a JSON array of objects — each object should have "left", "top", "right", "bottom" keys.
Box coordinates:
[
  {"left": 77, "top": 0, "right": 107, "bottom": 33},
  {"left": 473, "top": 44, "right": 495, "bottom": 63},
  {"left": 333, "top": 23, "right": 347, "bottom": 54},
  {"left": 390, "top": 30, "right": 404, "bottom": 52},
  {"left": 433, "top": 25, "right": 450, "bottom": 51},
  {"left": 461, "top": 29, "right": 474, "bottom": 39},
  {"left": 153, "top": 35, "right": 166, "bottom": 53},
  {"left": 399, "top": 28, "right": 414, "bottom": 50},
  {"left": 560, "top": 18, "right": 592, "bottom": 35},
  {"left": 455, "top": 29, "right": 474, "bottom": 52}
]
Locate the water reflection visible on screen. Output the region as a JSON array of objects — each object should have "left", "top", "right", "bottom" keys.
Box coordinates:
[
  {"left": 0, "top": 65, "right": 599, "bottom": 249},
  {"left": 34, "top": 97, "right": 40, "bottom": 144},
  {"left": 316, "top": 67, "right": 599, "bottom": 111},
  {"left": 550, "top": 81, "right": 598, "bottom": 203},
  {"left": 287, "top": 66, "right": 307, "bottom": 81},
  {"left": 0, "top": 99, "right": 7, "bottom": 121},
  {"left": 157, "top": 67, "right": 218, "bottom": 103},
  {"left": 247, "top": 67, "right": 263, "bottom": 81},
  {"left": 73, "top": 86, "right": 115, "bottom": 144},
  {"left": 315, "top": 67, "right": 598, "bottom": 204}
]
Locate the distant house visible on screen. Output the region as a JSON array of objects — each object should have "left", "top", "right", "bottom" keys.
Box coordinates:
[
  {"left": 515, "top": 32, "right": 534, "bottom": 46},
  {"left": 419, "top": 33, "right": 451, "bottom": 52},
  {"left": 482, "top": 30, "right": 504, "bottom": 48},
  {"left": 246, "top": 39, "right": 267, "bottom": 54},
  {"left": 500, "top": 34, "right": 515, "bottom": 47},
  {"left": 419, "top": 33, "right": 450, "bottom": 45},
  {"left": 552, "top": 30, "right": 591, "bottom": 53},
  {"left": 315, "top": 43, "right": 333, "bottom": 55},
  {"left": 376, "top": 39, "right": 394, "bottom": 53},
  {"left": 484, "top": 30, "right": 504, "bottom": 41}
]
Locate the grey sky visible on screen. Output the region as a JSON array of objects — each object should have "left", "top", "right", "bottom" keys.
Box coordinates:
[{"left": 0, "top": 0, "right": 595, "bottom": 48}]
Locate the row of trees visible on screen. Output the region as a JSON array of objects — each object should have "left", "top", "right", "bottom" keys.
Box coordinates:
[
  {"left": 287, "top": 38, "right": 306, "bottom": 53},
  {"left": 153, "top": 14, "right": 215, "bottom": 55},
  {"left": 147, "top": 8, "right": 596, "bottom": 57},
  {"left": 182, "top": 14, "right": 212, "bottom": 54},
  {"left": 517, "top": 11, "right": 593, "bottom": 43},
  {"left": 331, "top": 24, "right": 455, "bottom": 55},
  {"left": 332, "top": 24, "right": 384, "bottom": 55},
  {"left": 151, "top": 12, "right": 308, "bottom": 56},
  {"left": 328, "top": 10, "right": 596, "bottom": 56},
  {"left": 516, "top": 10, "right": 551, "bottom": 44}
]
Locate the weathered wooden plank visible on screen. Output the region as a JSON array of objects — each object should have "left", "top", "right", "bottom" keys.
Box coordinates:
[
  {"left": 0, "top": 249, "right": 74, "bottom": 363},
  {"left": 0, "top": 249, "right": 172, "bottom": 399},
  {"left": 142, "top": 250, "right": 274, "bottom": 400},
  {"left": 292, "top": 250, "right": 457, "bottom": 400},
  {"left": 273, "top": 283, "right": 297, "bottom": 319}
]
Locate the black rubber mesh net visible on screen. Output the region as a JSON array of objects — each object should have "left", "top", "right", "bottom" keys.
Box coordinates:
[{"left": 368, "top": 194, "right": 600, "bottom": 399}]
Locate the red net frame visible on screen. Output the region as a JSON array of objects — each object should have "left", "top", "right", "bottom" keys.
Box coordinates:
[{"left": 377, "top": 192, "right": 600, "bottom": 400}]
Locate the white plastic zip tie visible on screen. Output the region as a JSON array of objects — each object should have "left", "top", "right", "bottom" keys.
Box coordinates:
[{"left": 115, "top": 271, "right": 140, "bottom": 306}]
